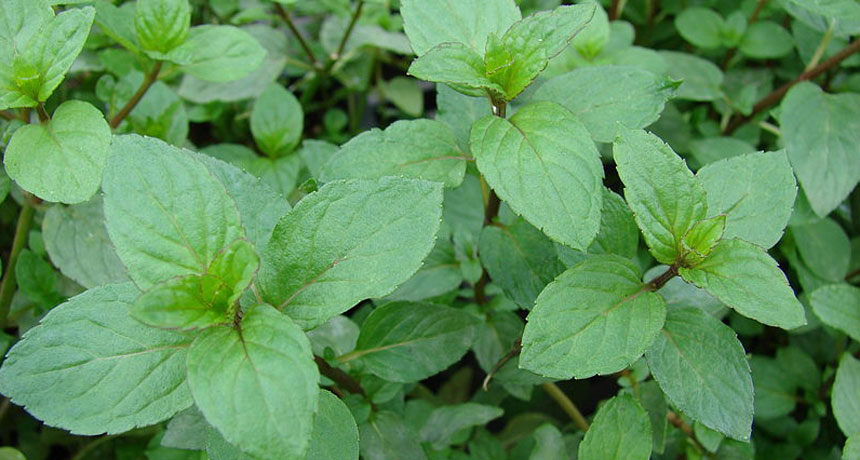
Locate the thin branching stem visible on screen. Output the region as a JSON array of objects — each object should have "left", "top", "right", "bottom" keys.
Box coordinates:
[
  {"left": 335, "top": 1, "right": 365, "bottom": 60},
  {"left": 541, "top": 383, "right": 590, "bottom": 432},
  {"left": 274, "top": 3, "right": 319, "bottom": 67},
  {"left": 0, "top": 203, "right": 36, "bottom": 328},
  {"left": 109, "top": 61, "right": 163, "bottom": 129}
]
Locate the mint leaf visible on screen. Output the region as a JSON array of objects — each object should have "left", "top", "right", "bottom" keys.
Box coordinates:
[
  {"left": 590, "top": 189, "right": 640, "bottom": 259},
  {"left": 834, "top": 354, "right": 860, "bottom": 437},
  {"left": 520, "top": 255, "right": 666, "bottom": 379},
  {"left": 578, "top": 394, "right": 652, "bottom": 460},
  {"left": 435, "top": 84, "right": 493, "bottom": 151},
  {"left": 250, "top": 83, "right": 303, "bottom": 158},
  {"left": 359, "top": 412, "right": 427, "bottom": 460},
  {"left": 258, "top": 177, "right": 443, "bottom": 329},
  {"left": 675, "top": 7, "right": 725, "bottom": 49},
  {"left": 780, "top": 82, "right": 860, "bottom": 217},
  {"left": 659, "top": 51, "right": 724, "bottom": 101},
  {"left": 810, "top": 284, "right": 860, "bottom": 343},
  {"left": 103, "top": 135, "right": 244, "bottom": 290},
  {"left": 0, "top": 284, "right": 192, "bottom": 435},
  {"left": 681, "top": 215, "right": 725, "bottom": 265},
  {"left": 613, "top": 129, "right": 707, "bottom": 264},
  {"left": 680, "top": 239, "right": 806, "bottom": 329},
  {"left": 135, "top": 0, "right": 190, "bottom": 56},
  {"left": 407, "top": 43, "right": 507, "bottom": 100},
  {"left": 739, "top": 22, "right": 794, "bottom": 59},
  {"left": 646, "top": 307, "right": 754, "bottom": 441},
  {"left": 696, "top": 151, "right": 797, "bottom": 249},
  {"left": 791, "top": 218, "right": 852, "bottom": 282},
  {"left": 170, "top": 25, "right": 266, "bottom": 83},
  {"left": 4, "top": 100, "right": 110, "bottom": 204},
  {"left": 400, "top": 0, "right": 521, "bottom": 55},
  {"left": 471, "top": 101, "right": 604, "bottom": 250},
  {"left": 533, "top": 65, "right": 676, "bottom": 143},
  {"left": 321, "top": 119, "right": 467, "bottom": 188},
  {"left": 306, "top": 391, "right": 359, "bottom": 460},
  {"left": 419, "top": 404, "right": 503, "bottom": 449},
  {"left": 349, "top": 302, "right": 480, "bottom": 382},
  {"left": 0, "top": 0, "right": 53, "bottom": 108},
  {"left": 187, "top": 304, "right": 318, "bottom": 460},
  {"left": 93, "top": 1, "right": 139, "bottom": 53},
  {"left": 846, "top": 436, "right": 860, "bottom": 460}
]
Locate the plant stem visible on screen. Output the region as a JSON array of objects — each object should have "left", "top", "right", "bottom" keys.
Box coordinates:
[
  {"left": 0, "top": 110, "right": 15, "bottom": 121},
  {"left": 36, "top": 103, "right": 50, "bottom": 122},
  {"left": 721, "top": 0, "right": 767, "bottom": 70},
  {"left": 667, "top": 411, "right": 706, "bottom": 453},
  {"left": 274, "top": 3, "right": 319, "bottom": 68},
  {"left": 541, "top": 382, "right": 590, "bottom": 432},
  {"left": 749, "top": 0, "right": 768, "bottom": 23},
  {"left": 723, "top": 38, "right": 860, "bottom": 135},
  {"left": 474, "top": 101, "right": 506, "bottom": 305},
  {"left": 335, "top": 1, "right": 365, "bottom": 60},
  {"left": 805, "top": 19, "right": 835, "bottom": 72},
  {"left": 109, "top": 61, "right": 163, "bottom": 129},
  {"left": 69, "top": 434, "right": 119, "bottom": 460},
  {"left": 0, "top": 203, "right": 36, "bottom": 329},
  {"left": 482, "top": 337, "right": 522, "bottom": 390},
  {"left": 646, "top": 264, "right": 679, "bottom": 291},
  {"left": 315, "top": 355, "right": 367, "bottom": 397}
]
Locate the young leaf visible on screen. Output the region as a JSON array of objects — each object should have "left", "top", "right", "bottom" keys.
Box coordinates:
[
  {"left": 419, "top": 404, "right": 504, "bottom": 449},
  {"left": 407, "top": 43, "right": 507, "bottom": 100},
  {"left": 680, "top": 239, "right": 806, "bottom": 329},
  {"left": 359, "top": 411, "right": 428, "bottom": 460},
  {"left": 435, "top": 84, "right": 493, "bottom": 151},
  {"left": 589, "top": 189, "right": 640, "bottom": 259},
  {"left": 790, "top": 218, "right": 852, "bottom": 282},
  {"left": 92, "top": 1, "right": 139, "bottom": 53},
  {"left": 578, "top": 394, "right": 652, "bottom": 460},
  {"left": 306, "top": 391, "right": 359, "bottom": 460},
  {"left": 321, "top": 119, "right": 467, "bottom": 188},
  {"left": 133, "top": 275, "right": 233, "bottom": 330},
  {"left": 250, "top": 83, "right": 303, "bottom": 158},
  {"left": 675, "top": 7, "right": 725, "bottom": 49},
  {"left": 810, "top": 284, "right": 860, "bottom": 342},
  {"left": 258, "top": 177, "right": 443, "bottom": 329},
  {"left": 739, "top": 22, "right": 795, "bottom": 59},
  {"left": 780, "top": 82, "right": 860, "bottom": 217},
  {"left": 646, "top": 307, "right": 754, "bottom": 441},
  {"left": 533, "top": 65, "right": 676, "bottom": 143},
  {"left": 4, "top": 100, "right": 110, "bottom": 204},
  {"left": 400, "top": 0, "right": 521, "bottom": 55},
  {"left": 520, "top": 255, "right": 666, "bottom": 379},
  {"left": 169, "top": 25, "right": 266, "bottom": 83},
  {"left": 0, "top": 0, "right": 53, "bottom": 108},
  {"left": 659, "top": 51, "right": 724, "bottom": 101},
  {"left": 134, "top": 0, "right": 190, "bottom": 56},
  {"left": 681, "top": 215, "right": 726, "bottom": 264},
  {"left": 103, "top": 135, "right": 244, "bottom": 290},
  {"left": 187, "top": 304, "right": 319, "bottom": 460},
  {"left": 471, "top": 101, "right": 604, "bottom": 250},
  {"left": 348, "top": 302, "right": 480, "bottom": 382},
  {"left": 0, "top": 284, "right": 193, "bottom": 435},
  {"left": 696, "top": 151, "right": 797, "bottom": 249},
  {"left": 613, "top": 129, "right": 707, "bottom": 264},
  {"left": 833, "top": 354, "right": 860, "bottom": 438}
]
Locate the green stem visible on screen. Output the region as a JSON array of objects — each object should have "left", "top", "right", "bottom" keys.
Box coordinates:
[
  {"left": 335, "top": 1, "right": 365, "bottom": 60},
  {"left": 109, "top": 60, "right": 162, "bottom": 129},
  {"left": 69, "top": 434, "right": 119, "bottom": 460},
  {"left": 646, "top": 264, "right": 679, "bottom": 291},
  {"left": 0, "top": 110, "right": 15, "bottom": 121},
  {"left": 274, "top": 3, "right": 319, "bottom": 68},
  {"left": 315, "top": 355, "right": 367, "bottom": 397},
  {"left": 805, "top": 19, "right": 835, "bottom": 72},
  {"left": 36, "top": 103, "right": 50, "bottom": 123},
  {"left": 473, "top": 101, "right": 506, "bottom": 305},
  {"left": 0, "top": 203, "right": 36, "bottom": 329},
  {"left": 667, "top": 411, "right": 706, "bottom": 453},
  {"left": 540, "top": 383, "right": 590, "bottom": 432}
]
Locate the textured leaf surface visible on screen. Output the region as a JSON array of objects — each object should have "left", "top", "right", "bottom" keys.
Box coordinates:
[
  {"left": 696, "top": 151, "right": 796, "bottom": 249},
  {"left": 659, "top": 51, "right": 723, "bottom": 101},
  {"left": 134, "top": 0, "right": 190, "bottom": 54},
  {"left": 0, "top": 284, "right": 192, "bottom": 435},
  {"left": 419, "top": 404, "right": 503, "bottom": 449},
  {"left": 675, "top": 7, "right": 724, "bottom": 49},
  {"left": 187, "top": 304, "right": 318, "bottom": 460},
  {"left": 350, "top": 302, "right": 480, "bottom": 382},
  {"left": 322, "top": 119, "right": 467, "bottom": 188},
  {"left": 646, "top": 307, "right": 754, "bottom": 440},
  {"left": 250, "top": 83, "right": 303, "bottom": 158},
  {"left": 472, "top": 101, "right": 603, "bottom": 249},
  {"left": 780, "top": 82, "right": 860, "bottom": 217},
  {"left": 810, "top": 284, "right": 860, "bottom": 342},
  {"left": 170, "top": 25, "right": 266, "bottom": 83},
  {"left": 103, "top": 135, "right": 243, "bottom": 290},
  {"left": 407, "top": 43, "right": 507, "bottom": 100},
  {"left": 680, "top": 239, "right": 806, "bottom": 329},
  {"left": 258, "top": 177, "right": 443, "bottom": 329},
  {"left": 359, "top": 412, "right": 427, "bottom": 460},
  {"left": 306, "top": 391, "right": 359, "bottom": 460},
  {"left": 834, "top": 354, "right": 860, "bottom": 437},
  {"left": 400, "top": 0, "right": 521, "bottom": 55},
  {"left": 791, "top": 218, "right": 851, "bottom": 282},
  {"left": 533, "top": 65, "right": 675, "bottom": 142},
  {"left": 578, "top": 394, "right": 652, "bottom": 460},
  {"left": 5, "top": 100, "right": 110, "bottom": 204},
  {"left": 614, "top": 129, "right": 707, "bottom": 264},
  {"left": 520, "top": 255, "right": 665, "bottom": 379}
]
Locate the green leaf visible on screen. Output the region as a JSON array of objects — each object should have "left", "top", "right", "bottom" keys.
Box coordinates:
[
  {"left": 846, "top": 435, "right": 860, "bottom": 460},
  {"left": 43, "top": 197, "right": 130, "bottom": 289},
  {"left": 520, "top": 255, "right": 666, "bottom": 379},
  {"left": 613, "top": 129, "right": 707, "bottom": 264},
  {"left": 739, "top": 22, "right": 794, "bottom": 59},
  {"left": 359, "top": 411, "right": 427, "bottom": 460},
  {"left": 258, "top": 177, "right": 443, "bottom": 329},
  {"left": 381, "top": 77, "right": 424, "bottom": 117},
  {"left": 780, "top": 82, "right": 860, "bottom": 217},
  {"left": 589, "top": 189, "right": 640, "bottom": 259},
  {"left": 750, "top": 355, "right": 797, "bottom": 420},
  {"left": 834, "top": 354, "right": 860, "bottom": 437},
  {"left": 783, "top": 0, "right": 860, "bottom": 38},
  {"left": 15, "top": 250, "right": 62, "bottom": 309},
  {"left": 203, "top": 144, "right": 301, "bottom": 199},
  {"left": 533, "top": 65, "right": 676, "bottom": 143},
  {"left": 680, "top": 239, "right": 806, "bottom": 329},
  {"left": 480, "top": 218, "right": 565, "bottom": 309},
  {"left": 4, "top": 100, "right": 110, "bottom": 204},
  {"left": 321, "top": 119, "right": 467, "bottom": 188},
  {"left": 187, "top": 304, "right": 319, "bottom": 460},
  {"left": 675, "top": 7, "right": 724, "bottom": 49},
  {"left": 659, "top": 51, "right": 724, "bottom": 101},
  {"left": 103, "top": 135, "right": 244, "bottom": 290},
  {"left": 0, "top": 447, "right": 25, "bottom": 460},
  {"left": 306, "top": 390, "right": 359, "bottom": 460},
  {"left": 810, "top": 284, "right": 860, "bottom": 342},
  {"left": 135, "top": 0, "right": 190, "bottom": 56},
  {"left": 696, "top": 151, "right": 797, "bottom": 249},
  {"left": 419, "top": 404, "right": 504, "bottom": 449},
  {"left": 646, "top": 307, "right": 754, "bottom": 441},
  {"left": 436, "top": 84, "right": 493, "bottom": 152},
  {"left": 407, "top": 43, "right": 507, "bottom": 100},
  {"left": 569, "top": 1, "right": 609, "bottom": 59},
  {"left": 681, "top": 215, "right": 725, "bottom": 264},
  {"left": 487, "top": 4, "right": 596, "bottom": 99},
  {"left": 0, "top": 284, "right": 192, "bottom": 435},
  {"left": 0, "top": 0, "right": 52, "bottom": 108},
  {"left": 471, "top": 101, "right": 603, "bottom": 250},
  {"left": 93, "top": 1, "right": 139, "bottom": 53},
  {"left": 250, "top": 83, "right": 303, "bottom": 158},
  {"left": 320, "top": 15, "right": 412, "bottom": 57},
  {"left": 170, "top": 25, "right": 266, "bottom": 83},
  {"left": 790, "top": 218, "right": 851, "bottom": 282},
  {"left": 578, "top": 394, "right": 652, "bottom": 460},
  {"left": 162, "top": 407, "right": 208, "bottom": 450},
  {"left": 349, "top": 302, "right": 480, "bottom": 382},
  {"left": 400, "top": 0, "right": 521, "bottom": 55}
]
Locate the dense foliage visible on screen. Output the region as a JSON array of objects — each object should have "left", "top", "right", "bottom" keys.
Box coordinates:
[{"left": 0, "top": 0, "right": 858, "bottom": 459}]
